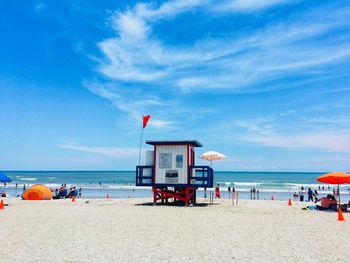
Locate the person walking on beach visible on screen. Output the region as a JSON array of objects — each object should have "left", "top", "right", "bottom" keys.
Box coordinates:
[
  {"left": 215, "top": 184, "right": 221, "bottom": 199},
  {"left": 252, "top": 188, "right": 256, "bottom": 200},
  {"left": 257, "top": 189, "right": 260, "bottom": 200},
  {"left": 250, "top": 188, "right": 253, "bottom": 199},
  {"left": 228, "top": 186, "right": 231, "bottom": 198},
  {"left": 307, "top": 188, "right": 313, "bottom": 202}
]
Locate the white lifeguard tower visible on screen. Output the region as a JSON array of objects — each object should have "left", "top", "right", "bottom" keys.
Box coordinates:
[{"left": 136, "top": 140, "right": 213, "bottom": 205}]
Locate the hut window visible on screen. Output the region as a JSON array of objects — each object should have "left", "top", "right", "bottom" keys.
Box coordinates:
[
  {"left": 176, "top": 155, "right": 183, "bottom": 168},
  {"left": 159, "top": 153, "right": 172, "bottom": 169}
]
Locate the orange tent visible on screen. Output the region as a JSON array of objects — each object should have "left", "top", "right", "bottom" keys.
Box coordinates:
[{"left": 22, "top": 184, "right": 52, "bottom": 200}]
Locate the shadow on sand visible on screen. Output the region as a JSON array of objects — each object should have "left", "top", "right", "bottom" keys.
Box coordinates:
[{"left": 135, "top": 201, "right": 212, "bottom": 207}]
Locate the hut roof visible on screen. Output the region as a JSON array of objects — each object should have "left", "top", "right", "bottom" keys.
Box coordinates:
[{"left": 146, "top": 140, "right": 202, "bottom": 147}]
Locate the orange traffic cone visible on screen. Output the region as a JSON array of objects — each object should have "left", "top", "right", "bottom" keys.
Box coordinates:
[
  {"left": 271, "top": 196, "right": 274, "bottom": 201},
  {"left": 338, "top": 208, "right": 345, "bottom": 221},
  {"left": 0, "top": 200, "right": 4, "bottom": 209},
  {"left": 72, "top": 196, "right": 75, "bottom": 203},
  {"left": 288, "top": 198, "right": 292, "bottom": 206},
  {"left": 106, "top": 194, "right": 110, "bottom": 199}
]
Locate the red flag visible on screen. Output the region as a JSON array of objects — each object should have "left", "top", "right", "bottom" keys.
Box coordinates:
[{"left": 143, "top": 115, "right": 150, "bottom": 128}]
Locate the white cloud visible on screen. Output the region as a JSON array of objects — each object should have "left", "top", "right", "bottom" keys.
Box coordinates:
[
  {"left": 57, "top": 143, "right": 139, "bottom": 158},
  {"left": 114, "top": 12, "right": 149, "bottom": 41},
  {"left": 149, "top": 119, "right": 173, "bottom": 128},
  {"left": 279, "top": 110, "right": 295, "bottom": 116},
  {"left": 214, "top": 0, "right": 290, "bottom": 12},
  {"left": 245, "top": 132, "right": 350, "bottom": 153},
  {"left": 95, "top": 1, "right": 350, "bottom": 93},
  {"left": 141, "top": 0, "right": 205, "bottom": 19},
  {"left": 233, "top": 117, "right": 275, "bottom": 134},
  {"left": 84, "top": 81, "right": 175, "bottom": 129},
  {"left": 85, "top": 0, "right": 350, "bottom": 139}
]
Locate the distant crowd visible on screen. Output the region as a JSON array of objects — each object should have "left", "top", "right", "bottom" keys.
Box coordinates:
[
  {"left": 249, "top": 188, "right": 260, "bottom": 200},
  {"left": 52, "top": 184, "right": 81, "bottom": 199},
  {"left": 293, "top": 186, "right": 340, "bottom": 203},
  {"left": 293, "top": 186, "right": 348, "bottom": 211}
]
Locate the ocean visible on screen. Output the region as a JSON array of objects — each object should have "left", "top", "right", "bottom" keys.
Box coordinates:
[{"left": 2, "top": 171, "right": 350, "bottom": 200}]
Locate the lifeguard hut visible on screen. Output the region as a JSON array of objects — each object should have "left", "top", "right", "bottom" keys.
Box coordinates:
[{"left": 136, "top": 140, "right": 213, "bottom": 205}]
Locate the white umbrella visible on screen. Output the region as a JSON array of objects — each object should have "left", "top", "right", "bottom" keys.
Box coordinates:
[{"left": 199, "top": 151, "right": 226, "bottom": 167}]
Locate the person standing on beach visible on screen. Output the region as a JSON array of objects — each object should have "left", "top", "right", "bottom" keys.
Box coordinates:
[
  {"left": 228, "top": 186, "right": 231, "bottom": 198},
  {"left": 307, "top": 188, "right": 313, "bottom": 202},
  {"left": 299, "top": 188, "right": 305, "bottom": 202},
  {"left": 250, "top": 188, "right": 253, "bottom": 199},
  {"left": 257, "top": 189, "right": 259, "bottom": 200},
  {"left": 215, "top": 184, "right": 221, "bottom": 199},
  {"left": 293, "top": 192, "right": 298, "bottom": 201},
  {"left": 252, "top": 188, "right": 256, "bottom": 200}
]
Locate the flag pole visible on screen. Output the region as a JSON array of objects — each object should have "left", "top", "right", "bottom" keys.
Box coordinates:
[{"left": 138, "top": 116, "right": 144, "bottom": 166}]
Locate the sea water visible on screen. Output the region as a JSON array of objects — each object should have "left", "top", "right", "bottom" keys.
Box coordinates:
[{"left": 2, "top": 171, "right": 350, "bottom": 201}]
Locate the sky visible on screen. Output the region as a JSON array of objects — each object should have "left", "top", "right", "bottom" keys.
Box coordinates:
[{"left": 1, "top": 0, "right": 350, "bottom": 171}]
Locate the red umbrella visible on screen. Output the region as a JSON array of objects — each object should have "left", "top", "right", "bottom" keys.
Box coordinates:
[{"left": 317, "top": 171, "right": 350, "bottom": 204}]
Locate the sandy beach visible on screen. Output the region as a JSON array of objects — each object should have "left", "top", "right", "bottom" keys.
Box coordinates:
[{"left": 1, "top": 198, "right": 349, "bottom": 263}]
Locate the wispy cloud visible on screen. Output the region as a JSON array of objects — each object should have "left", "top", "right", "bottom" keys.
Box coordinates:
[
  {"left": 213, "top": 0, "right": 291, "bottom": 12},
  {"left": 57, "top": 143, "right": 139, "bottom": 158},
  {"left": 245, "top": 132, "right": 350, "bottom": 153},
  {"left": 93, "top": 1, "right": 350, "bottom": 94},
  {"left": 85, "top": 0, "right": 350, "bottom": 158},
  {"left": 229, "top": 113, "right": 350, "bottom": 153},
  {"left": 233, "top": 117, "right": 275, "bottom": 135},
  {"left": 84, "top": 81, "right": 175, "bottom": 128}
]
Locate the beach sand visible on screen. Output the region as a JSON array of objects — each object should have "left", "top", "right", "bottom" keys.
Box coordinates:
[{"left": 1, "top": 198, "right": 349, "bottom": 263}]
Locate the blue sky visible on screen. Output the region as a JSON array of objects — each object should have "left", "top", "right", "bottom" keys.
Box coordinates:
[{"left": 1, "top": 0, "right": 350, "bottom": 171}]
